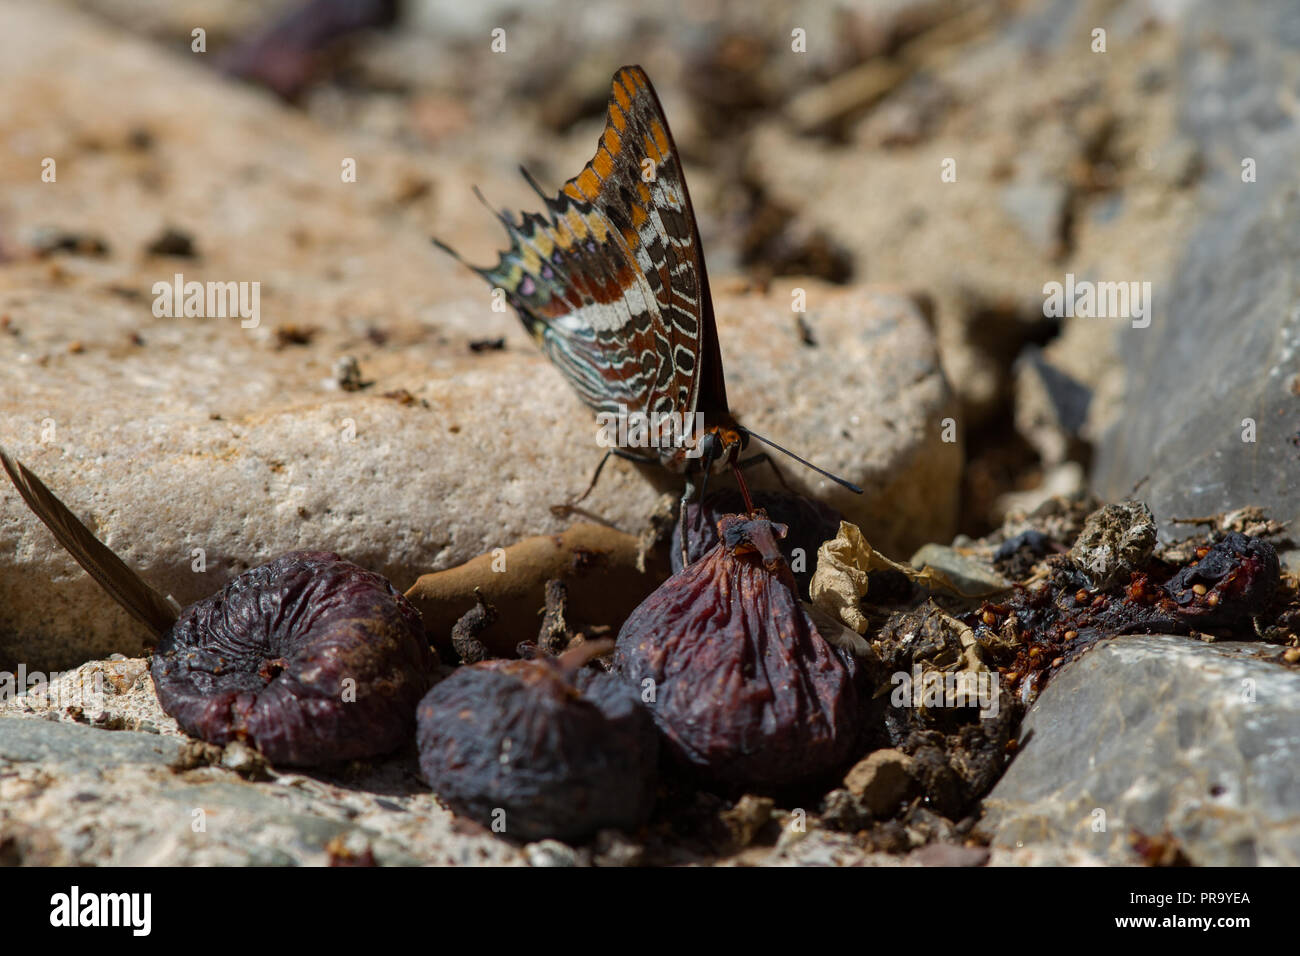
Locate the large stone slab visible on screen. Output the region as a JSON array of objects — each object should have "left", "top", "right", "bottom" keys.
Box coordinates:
[
  {"left": 0, "top": 3, "right": 959, "bottom": 669},
  {"left": 1093, "top": 0, "right": 1300, "bottom": 536},
  {"left": 0, "top": 715, "right": 523, "bottom": 865},
  {"left": 978, "top": 635, "right": 1300, "bottom": 865},
  {"left": 0, "top": 714, "right": 180, "bottom": 768}
]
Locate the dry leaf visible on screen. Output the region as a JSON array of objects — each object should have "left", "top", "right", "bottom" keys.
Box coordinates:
[
  {"left": 810, "top": 522, "right": 874, "bottom": 633},
  {"left": 810, "top": 521, "right": 987, "bottom": 634}
]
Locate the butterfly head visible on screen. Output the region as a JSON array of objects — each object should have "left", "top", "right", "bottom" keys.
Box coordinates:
[{"left": 666, "top": 423, "right": 747, "bottom": 476}]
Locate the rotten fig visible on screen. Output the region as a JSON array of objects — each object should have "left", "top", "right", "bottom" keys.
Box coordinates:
[
  {"left": 672, "top": 489, "right": 842, "bottom": 598},
  {"left": 152, "top": 551, "right": 436, "bottom": 767},
  {"left": 0, "top": 449, "right": 437, "bottom": 769},
  {"left": 416, "top": 644, "right": 658, "bottom": 842},
  {"left": 617, "top": 512, "right": 863, "bottom": 791},
  {"left": 1162, "top": 531, "right": 1279, "bottom": 628}
]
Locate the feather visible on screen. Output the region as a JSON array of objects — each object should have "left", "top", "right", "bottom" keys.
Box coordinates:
[{"left": 0, "top": 445, "right": 179, "bottom": 636}]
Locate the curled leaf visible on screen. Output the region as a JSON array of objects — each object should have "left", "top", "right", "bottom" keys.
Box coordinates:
[
  {"left": 804, "top": 601, "right": 874, "bottom": 659},
  {"left": 811, "top": 521, "right": 991, "bottom": 634}
]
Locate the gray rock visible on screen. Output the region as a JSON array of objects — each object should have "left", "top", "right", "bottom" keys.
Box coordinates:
[
  {"left": 1094, "top": 0, "right": 1300, "bottom": 536},
  {"left": 999, "top": 180, "right": 1070, "bottom": 260},
  {"left": 1013, "top": 346, "right": 1092, "bottom": 467},
  {"left": 0, "top": 714, "right": 523, "bottom": 865},
  {"left": 979, "top": 635, "right": 1300, "bottom": 865},
  {"left": 1174, "top": 0, "right": 1300, "bottom": 175},
  {"left": 908, "top": 543, "right": 1012, "bottom": 596},
  {"left": 0, "top": 715, "right": 180, "bottom": 767}
]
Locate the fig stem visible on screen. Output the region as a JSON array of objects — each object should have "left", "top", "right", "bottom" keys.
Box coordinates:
[{"left": 553, "top": 639, "right": 615, "bottom": 678}]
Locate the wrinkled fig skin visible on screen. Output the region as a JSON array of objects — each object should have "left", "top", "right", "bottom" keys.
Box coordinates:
[
  {"left": 618, "top": 513, "right": 862, "bottom": 791},
  {"left": 673, "top": 490, "right": 843, "bottom": 598},
  {"left": 151, "top": 551, "right": 436, "bottom": 767},
  {"left": 416, "top": 659, "right": 658, "bottom": 842}
]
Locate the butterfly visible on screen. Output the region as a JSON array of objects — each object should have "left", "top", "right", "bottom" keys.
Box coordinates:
[{"left": 436, "top": 66, "right": 860, "bottom": 562}]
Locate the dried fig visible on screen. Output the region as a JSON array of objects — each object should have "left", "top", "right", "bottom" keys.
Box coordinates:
[
  {"left": 1163, "top": 531, "right": 1279, "bottom": 628},
  {"left": 152, "top": 551, "right": 436, "bottom": 767},
  {"left": 416, "top": 644, "right": 658, "bottom": 842},
  {"left": 672, "top": 490, "right": 842, "bottom": 598},
  {"left": 616, "top": 512, "right": 863, "bottom": 791}
]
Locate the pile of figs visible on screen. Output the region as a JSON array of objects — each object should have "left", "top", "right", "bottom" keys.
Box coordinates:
[
  {"left": 412, "top": 504, "right": 866, "bottom": 840},
  {"left": 149, "top": 497, "right": 868, "bottom": 841},
  {"left": 16, "top": 432, "right": 1290, "bottom": 851}
]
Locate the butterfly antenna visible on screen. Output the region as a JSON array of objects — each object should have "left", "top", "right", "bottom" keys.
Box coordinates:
[
  {"left": 737, "top": 427, "right": 864, "bottom": 494},
  {"left": 0, "top": 445, "right": 181, "bottom": 636}
]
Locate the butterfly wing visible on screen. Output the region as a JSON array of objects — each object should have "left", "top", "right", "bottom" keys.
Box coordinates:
[{"left": 438, "top": 65, "right": 727, "bottom": 423}]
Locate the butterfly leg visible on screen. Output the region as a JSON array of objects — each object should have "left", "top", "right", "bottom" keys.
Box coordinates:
[
  {"left": 737, "top": 452, "right": 793, "bottom": 493},
  {"left": 678, "top": 475, "right": 697, "bottom": 569},
  {"left": 550, "top": 448, "right": 657, "bottom": 518}
]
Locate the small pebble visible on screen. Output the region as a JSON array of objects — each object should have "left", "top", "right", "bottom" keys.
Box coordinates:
[
  {"left": 843, "top": 749, "right": 916, "bottom": 817},
  {"left": 145, "top": 227, "right": 198, "bottom": 258},
  {"left": 720, "top": 795, "right": 776, "bottom": 848},
  {"left": 525, "top": 840, "right": 582, "bottom": 867},
  {"left": 592, "top": 829, "right": 644, "bottom": 867},
  {"left": 221, "top": 740, "right": 270, "bottom": 779}
]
